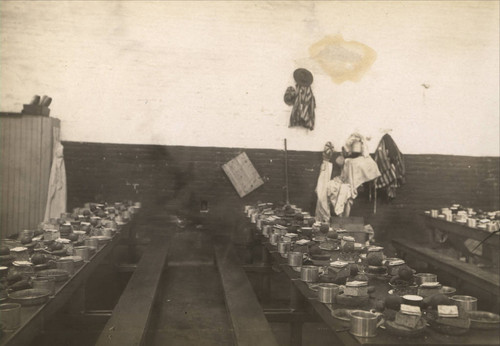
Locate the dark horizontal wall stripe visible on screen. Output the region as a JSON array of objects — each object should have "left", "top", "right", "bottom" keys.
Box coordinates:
[{"left": 62, "top": 141, "right": 499, "bottom": 240}]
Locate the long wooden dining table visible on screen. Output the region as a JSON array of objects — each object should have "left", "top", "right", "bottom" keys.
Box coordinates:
[
  {"left": 0, "top": 230, "right": 124, "bottom": 346},
  {"left": 261, "top": 240, "right": 500, "bottom": 346}
]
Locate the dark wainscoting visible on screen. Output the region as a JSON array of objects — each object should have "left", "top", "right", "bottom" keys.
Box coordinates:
[{"left": 62, "top": 141, "right": 499, "bottom": 241}]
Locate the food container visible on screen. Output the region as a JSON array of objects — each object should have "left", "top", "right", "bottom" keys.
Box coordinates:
[
  {"left": 300, "top": 265, "right": 319, "bottom": 282},
  {"left": 451, "top": 295, "right": 477, "bottom": 311},
  {"left": 56, "top": 259, "right": 75, "bottom": 276},
  {"left": 349, "top": 310, "right": 383, "bottom": 337},
  {"left": 0, "top": 303, "right": 21, "bottom": 331},
  {"left": 402, "top": 295, "right": 424, "bottom": 307},
  {"left": 277, "top": 241, "right": 291, "bottom": 255},
  {"left": 341, "top": 236, "right": 356, "bottom": 248},
  {"left": 256, "top": 218, "right": 262, "bottom": 230},
  {"left": 10, "top": 247, "right": 29, "bottom": 262},
  {"left": 8, "top": 288, "right": 50, "bottom": 306},
  {"left": 344, "top": 281, "right": 368, "bottom": 297},
  {"left": 287, "top": 252, "right": 303, "bottom": 267},
  {"left": 418, "top": 282, "right": 442, "bottom": 297},
  {"left": 73, "top": 246, "right": 91, "bottom": 261},
  {"left": 468, "top": 311, "right": 500, "bottom": 330},
  {"left": 101, "top": 228, "right": 113, "bottom": 237},
  {"left": 386, "top": 259, "right": 405, "bottom": 276},
  {"left": 44, "top": 229, "right": 60, "bottom": 241},
  {"left": 328, "top": 261, "right": 350, "bottom": 281},
  {"left": 487, "top": 222, "right": 499, "bottom": 232},
  {"left": 73, "top": 230, "right": 86, "bottom": 241},
  {"left": 414, "top": 273, "right": 437, "bottom": 285},
  {"left": 11, "top": 261, "right": 35, "bottom": 278},
  {"left": 84, "top": 238, "right": 99, "bottom": 251},
  {"left": 36, "top": 269, "right": 69, "bottom": 282},
  {"left": 456, "top": 211, "right": 468, "bottom": 223},
  {"left": 317, "top": 283, "right": 340, "bottom": 303},
  {"left": 440, "top": 286, "right": 457, "bottom": 297},
  {"left": 90, "top": 217, "right": 101, "bottom": 227},
  {"left": 467, "top": 218, "right": 477, "bottom": 228},
  {"left": 31, "top": 277, "right": 56, "bottom": 296},
  {"left": 270, "top": 233, "right": 280, "bottom": 245}
]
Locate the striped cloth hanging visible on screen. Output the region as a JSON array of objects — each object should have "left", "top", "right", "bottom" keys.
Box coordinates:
[
  {"left": 374, "top": 134, "right": 405, "bottom": 191},
  {"left": 289, "top": 85, "right": 315, "bottom": 130}
]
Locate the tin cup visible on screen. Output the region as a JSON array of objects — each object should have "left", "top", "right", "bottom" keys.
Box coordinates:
[
  {"left": 270, "top": 233, "right": 281, "bottom": 246},
  {"left": 32, "top": 277, "right": 56, "bottom": 296},
  {"left": 300, "top": 265, "right": 319, "bottom": 282},
  {"left": 487, "top": 222, "right": 499, "bottom": 232},
  {"left": 317, "top": 283, "right": 339, "bottom": 303},
  {"left": 277, "top": 241, "right": 291, "bottom": 255},
  {"left": 349, "top": 311, "right": 384, "bottom": 337},
  {"left": 287, "top": 252, "right": 303, "bottom": 267},
  {"left": 414, "top": 273, "right": 437, "bottom": 285},
  {"left": 101, "top": 228, "right": 113, "bottom": 237},
  {"left": 73, "top": 246, "right": 91, "bottom": 262},
  {"left": 467, "top": 218, "right": 477, "bottom": 228},
  {"left": 451, "top": 295, "right": 477, "bottom": 311},
  {"left": 84, "top": 238, "right": 99, "bottom": 251},
  {"left": 262, "top": 225, "right": 271, "bottom": 238},
  {"left": 0, "top": 303, "right": 21, "bottom": 331},
  {"left": 56, "top": 259, "right": 75, "bottom": 276}
]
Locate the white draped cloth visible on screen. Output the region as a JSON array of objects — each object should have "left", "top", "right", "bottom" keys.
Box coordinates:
[
  {"left": 315, "top": 160, "right": 333, "bottom": 222},
  {"left": 44, "top": 127, "right": 67, "bottom": 221}
]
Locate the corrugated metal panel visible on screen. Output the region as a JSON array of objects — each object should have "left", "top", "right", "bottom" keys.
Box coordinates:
[{"left": 0, "top": 114, "right": 59, "bottom": 238}]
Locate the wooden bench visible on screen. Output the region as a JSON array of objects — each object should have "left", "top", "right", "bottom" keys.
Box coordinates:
[
  {"left": 96, "top": 234, "right": 169, "bottom": 346},
  {"left": 392, "top": 238, "right": 500, "bottom": 310},
  {"left": 214, "top": 240, "right": 279, "bottom": 346}
]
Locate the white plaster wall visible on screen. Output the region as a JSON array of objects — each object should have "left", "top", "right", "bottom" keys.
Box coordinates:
[{"left": 1, "top": 1, "right": 498, "bottom": 156}]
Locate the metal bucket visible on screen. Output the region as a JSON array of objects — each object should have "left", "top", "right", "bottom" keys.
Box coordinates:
[
  {"left": 349, "top": 310, "right": 383, "bottom": 337},
  {"left": 300, "top": 266, "right": 319, "bottom": 282},
  {"left": 452, "top": 295, "right": 477, "bottom": 311},
  {"left": 277, "top": 242, "right": 291, "bottom": 255},
  {"left": 287, "top": 252, "right": 303, "bottom": 267},
  {"left": 317, "top": 283, "right": 339, "bottom": 303}
]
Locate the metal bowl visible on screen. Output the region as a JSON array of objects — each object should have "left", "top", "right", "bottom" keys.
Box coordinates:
[
  {"left": 8, "top": 288, "right": 50, "bottom": 306},
  {"left": 37, "top": 269, "right": 69, "bottom": 282},
  {"left": 468, "top": 311, "right": 500, "bottom": 330},
  {"left": 440, "top": 286, "right": 456, "bottom": 296}
]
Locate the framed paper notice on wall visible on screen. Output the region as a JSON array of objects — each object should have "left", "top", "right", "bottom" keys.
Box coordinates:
[{"left": 222, "top": 152, "right": 264, "bottom": 198}]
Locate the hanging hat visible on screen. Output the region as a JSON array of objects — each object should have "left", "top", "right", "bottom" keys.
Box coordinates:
[
  {"left": 284, "top": 86, "right": 297, "bottom": 106},
  {"left": 293, "top": 68, "right": 313, "bottom": 87}
]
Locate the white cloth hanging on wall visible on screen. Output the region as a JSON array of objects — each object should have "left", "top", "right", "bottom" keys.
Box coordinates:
[
  {"left": 44, "top": 127, "right": 67, "bottom": 221},
  {"left": 315, "top": 160, "right": 333, "bottom": 222},
  {"left": 326, "top": 176, "right": 353, "bottom": 216}
]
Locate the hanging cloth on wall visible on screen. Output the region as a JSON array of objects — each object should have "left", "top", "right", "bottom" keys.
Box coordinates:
[
  {"left": 286, "top": 68, "right": 316, "bottom": 130},
  {"left": 289, "top": 84, "right": 316, "bottom": 130},
  {"left": 374, "top": 134, "right": 405, "bottom": 199},
  {"left": 44, "top": 127, "right": 67, "bottom": 221},
  {"left": 315, "top": 160, "right": 333, "bottom": 222},
  {"left": 327, "top": 176, "right": 353, "bottom": 216},
  {"left": 341, "top": 156, "right": 381, "bottom": 199}
]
